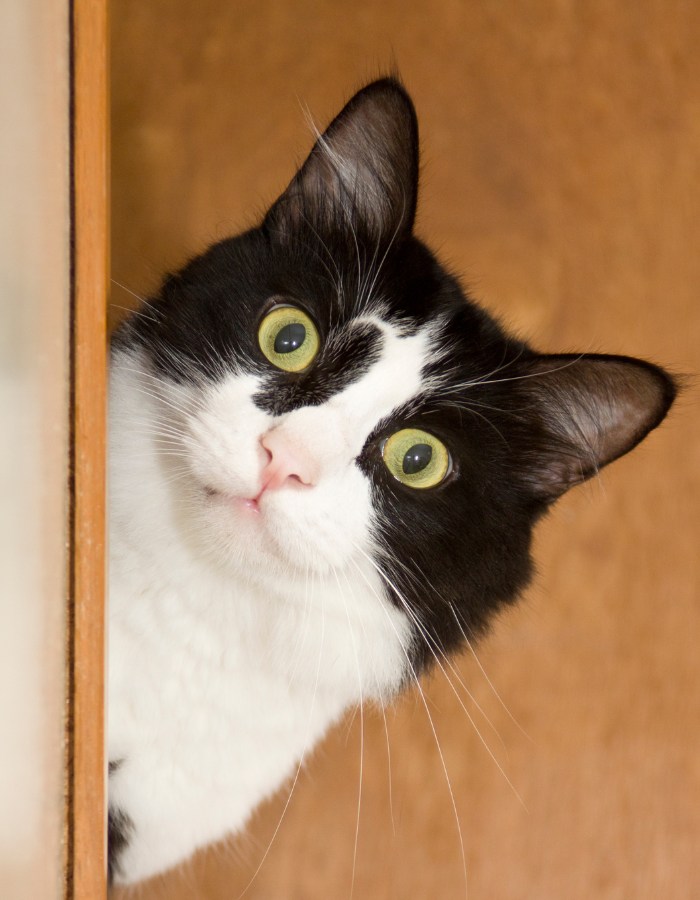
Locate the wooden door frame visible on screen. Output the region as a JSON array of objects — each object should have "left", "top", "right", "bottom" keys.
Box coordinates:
[{"left": 67, "top": 0, "right": 109, "bottom": 897}]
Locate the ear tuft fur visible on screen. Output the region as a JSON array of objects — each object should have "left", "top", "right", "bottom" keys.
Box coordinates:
[
  {"left": 521, "top": 354, "right": 677, "bottom": 499},
  {"left": 265, "top": 78, "right": 419, "bottom": 244}
]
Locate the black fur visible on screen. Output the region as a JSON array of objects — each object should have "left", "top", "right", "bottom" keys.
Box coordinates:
[{"left": 107, "top": 805, "right": 133, "bottom": 884}]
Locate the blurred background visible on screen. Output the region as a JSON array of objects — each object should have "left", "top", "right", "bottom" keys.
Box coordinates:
[{"left": 110, "top": 2, "right": 699, "bottom": 897}]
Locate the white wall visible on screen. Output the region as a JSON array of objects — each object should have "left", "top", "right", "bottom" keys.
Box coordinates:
[{"left": 0, "top": 1, "right": 70, "bottom": 897}]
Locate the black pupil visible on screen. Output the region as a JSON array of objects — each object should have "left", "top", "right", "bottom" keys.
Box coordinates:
[
  {"left": 402, "top": 443, "right": 432, "bottom": 475},
  {"left": 274, "top": 322, "right": 306, "bottom": 354}
]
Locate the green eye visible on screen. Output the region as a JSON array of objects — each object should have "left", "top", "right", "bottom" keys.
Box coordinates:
[
  {"left": 258, "top": 306, "right": 320, "bottom": 372},
  {"left": 382, "top": 428, "right": 451, "bottom": 490}
]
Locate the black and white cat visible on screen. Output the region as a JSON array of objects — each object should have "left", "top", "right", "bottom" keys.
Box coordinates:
[{"left": 108, "top": 78, "right": 676, "bottom": 884}]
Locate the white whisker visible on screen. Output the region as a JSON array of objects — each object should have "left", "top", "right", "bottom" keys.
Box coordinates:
[
  {"left": 358, "top": 544, "right": 525, "bottom": 809},
  {"left": 331, "top": 566, "right": 364, "bottom": 900},
  {"left": 348, "top": 552, "right": 469, "bottom": 900}
]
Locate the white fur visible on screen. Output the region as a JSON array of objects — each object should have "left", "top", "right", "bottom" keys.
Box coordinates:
[{"left": 108, "top": 319, "right": 433, "bottom": 883}]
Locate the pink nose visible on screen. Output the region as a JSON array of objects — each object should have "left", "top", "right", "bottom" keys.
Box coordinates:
[{"left": 259, "top": 428, "right": 315, "bottom": 492}]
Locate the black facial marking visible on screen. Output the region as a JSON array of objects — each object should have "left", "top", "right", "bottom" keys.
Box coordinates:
[
  {"left": 403, "top": 443, "right": 432, "bottom": 474},
  {"left": 253, "top": 320, "right": 383, "bottom": 415}
]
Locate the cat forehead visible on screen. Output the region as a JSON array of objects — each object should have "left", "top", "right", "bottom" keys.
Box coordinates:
[{"left": 187, "top": 225, "right": 449, "bottom": 328}]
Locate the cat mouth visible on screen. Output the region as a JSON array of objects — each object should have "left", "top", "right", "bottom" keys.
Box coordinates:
[
  {"left": 203, "top": 484, "right": 261, "bottom": 515},
  {"left": 202, "top": 482, "right": 314, "bottom": 570}
]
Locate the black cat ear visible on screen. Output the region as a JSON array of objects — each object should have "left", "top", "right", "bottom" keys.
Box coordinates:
[
  {"left": 521, "top": 354, "right": 676, "bottom": 500},
  {"left": 265, "top": 78, "right": 419, "bottom": 243}
]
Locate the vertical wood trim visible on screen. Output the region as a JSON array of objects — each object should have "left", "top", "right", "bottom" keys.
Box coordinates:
[{"left": 69, "top": 0, "right": 109, "bottom": 897}]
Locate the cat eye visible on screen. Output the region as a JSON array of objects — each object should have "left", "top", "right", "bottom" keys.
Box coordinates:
[
  {"left": 382, "top": 428, "right": 451, "bottom": 489},
  {"left": 257, "top": 305, "right": 320, "bottom": 372}
]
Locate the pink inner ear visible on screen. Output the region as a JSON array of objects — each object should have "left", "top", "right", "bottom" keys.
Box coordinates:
[{"left": 525, "top": 354, "right": 675, "bottom": 497}]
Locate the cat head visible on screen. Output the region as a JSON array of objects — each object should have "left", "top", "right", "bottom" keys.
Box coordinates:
[{"left": 112, "top": 79, "right": 675, "bottom": 669}]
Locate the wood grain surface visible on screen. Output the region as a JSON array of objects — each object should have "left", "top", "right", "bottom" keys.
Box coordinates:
[
  {"left": 110, "top": 2, "right": 699, "bottom": 897},
  {"left": 70, "top": 0, "right": 109, "bottom": 897}
]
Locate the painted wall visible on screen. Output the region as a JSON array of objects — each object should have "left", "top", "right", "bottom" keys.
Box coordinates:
[{"left": 111, "top": 3, "right": 700, "bottom": 897}]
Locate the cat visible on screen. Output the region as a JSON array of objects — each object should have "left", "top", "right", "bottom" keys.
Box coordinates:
[{"left": 107, "top": 77, "right": 676, "bottom": 885}]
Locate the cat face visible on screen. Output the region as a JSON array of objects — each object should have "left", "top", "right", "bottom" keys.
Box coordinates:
[
  {"left": 113, "top": 78, "right": 675, "bottom": 669},
  {"left": 163, "top": 311, "right": 439, "bottom": 578}
]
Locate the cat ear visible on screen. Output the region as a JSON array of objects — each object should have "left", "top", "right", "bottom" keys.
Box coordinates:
[
  {"left": 521, "top": 354, "right": 676, "bottom": 500},
  {"left": 265, "top": 78, "right": 419, "bottom": 243}
]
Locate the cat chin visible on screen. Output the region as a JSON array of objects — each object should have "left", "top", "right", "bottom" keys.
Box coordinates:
[{"left": 197, "top": 473, "right": 376, "bottom": 578}]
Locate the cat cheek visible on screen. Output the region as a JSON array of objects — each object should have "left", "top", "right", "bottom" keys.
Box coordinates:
[
  {"left": 186, "top": 438, "right": 263, "bottom": 501},
  {"left": 185, "top": 392, "right": 272, "bottom": 498}
]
